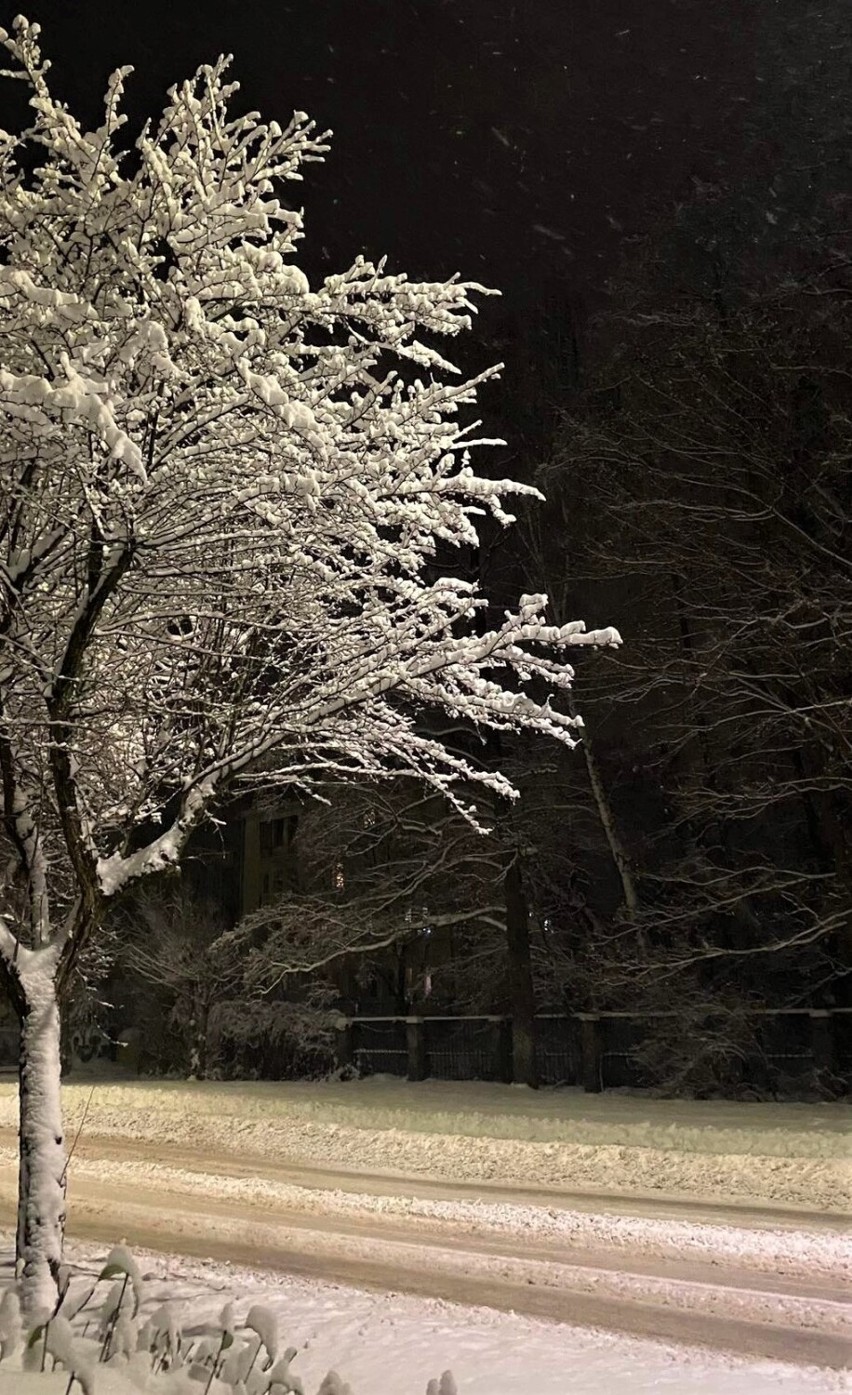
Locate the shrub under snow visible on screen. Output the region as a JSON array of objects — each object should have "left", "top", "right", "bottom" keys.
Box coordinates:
[{"left": 0, "top": 1248, "right": 457, "bottom": 1394}]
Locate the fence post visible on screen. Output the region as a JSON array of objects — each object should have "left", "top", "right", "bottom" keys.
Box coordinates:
[
  {"left": 809, "top": 1010, "right": 835, "bottom": 1075},
  {"left": 406, "top": 1017, "right": 427, "bottom": 1081},
  {"left": 579, "top": 1014, "right": 603, "bottom": 1092},
  {"left": 495, "top": 1017, "right": 513, "bottom": 1083},
  {"left": 335, "top": 1017, "right": 354, "bottom": 1072}
]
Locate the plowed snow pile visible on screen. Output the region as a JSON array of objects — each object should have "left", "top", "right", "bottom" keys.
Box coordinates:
[{"left": 0, "top": 1076, "right": 847, "bottom": 1211}]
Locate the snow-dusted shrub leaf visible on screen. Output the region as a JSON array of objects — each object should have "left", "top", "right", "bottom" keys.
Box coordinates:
[
  {"left": 43, "top": 1315, "right": 96, "bottom": 1395},
  {"left": 426, "top": 1374, "right": 458, "bottom": 1395},
  {"left": 317, "top": 1373, "right": 352, "bottom": 1395},
  {"left": 264, "top": 1345, "right": 303, "bottom": 1394},
  {"left": 98, "top": 1246, "right": 143, "bottom": 1311},
  {"left": 56, "top": 1266, "right": 72, "bottom": 1303},
  {"left": 99, "top": 1277, "right": 135, "bottom": 1338},
  {"left": 138, "top": 1302, "right": 181, "bottom": 1355},
  {"left": 111, "top": 1308, "right": 138, "bottom": 1360},
  {"left": 44, "top": 1314, "right": 75, "bottom": 1365},
  {"left": 219, "top": 1301, "right": 236, "bottom": 1338},
  {"left": 221, "top": 1334, "right": 262, "bottom": 1386},
  {"left": 138, "top": 1298, "right": 186, "bottom": 1377},
  {"left": 192, "top": 1335, "right": 222, "bottom": 1365},
  {"left": 58, "top": 1280, "right": 98, "bottom": 1324},
  {"left": 245, "top": 1304, "right": 278, "bottom": 1362}
]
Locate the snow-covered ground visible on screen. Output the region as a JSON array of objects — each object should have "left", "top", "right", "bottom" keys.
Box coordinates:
[
  {"left": 0, "top": 1077, "right": 848, "bottom": 1391},
  {"left": 0, "top": 1243, "right": 847, "bottom": 1395},
  {"left": 0, "top": 1074, "right": 846, "bottom": 1211}
]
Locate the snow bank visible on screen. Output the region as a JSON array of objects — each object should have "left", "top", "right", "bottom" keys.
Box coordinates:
[
  {"left": 20, "top": 1076, "right": 848, "bottom": 1156},
  {"left": 0, "top": 1078, "right": 846, "bottom": 1211}
]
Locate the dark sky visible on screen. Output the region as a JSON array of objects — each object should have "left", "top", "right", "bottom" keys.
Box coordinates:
[{"left": 3, "top": 0, "right": 762, "bottom": 319}]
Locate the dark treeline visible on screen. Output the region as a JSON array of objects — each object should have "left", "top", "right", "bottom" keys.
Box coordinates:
[{"left": 207, "top": 0, "right": 851, "bottom": 1094}]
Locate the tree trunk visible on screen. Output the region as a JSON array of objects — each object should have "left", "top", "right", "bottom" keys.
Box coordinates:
[
  {"left": 504, "top": 853, "right": 538, "bottom": 1088},
  {"left": 567, "top": 694, "right": 642, "bottom": 937},
  {"left": 580, "top": 730, "right": 639, "bottom": 919},
  {"left": 16, "top": 961, "right": 66, "bottom": 1322},
  {"left": 188, "top": 997, "right": 209, "bottom": 1080}
]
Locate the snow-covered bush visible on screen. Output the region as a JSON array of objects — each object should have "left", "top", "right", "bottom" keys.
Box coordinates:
[
  {"left": 207, "top": 992, "right": 337, "bottom": 1081},
  {"left": 0, "top": 1247, "right": 458, "bottom": 1393}
]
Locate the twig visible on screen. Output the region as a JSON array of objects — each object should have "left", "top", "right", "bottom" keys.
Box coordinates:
[
  {"left": 60, "top": 1085, "right": 96, "bottom": 1187},
  {"left": 100, "top": 1273, "right": 128, "bottom": 1363}
]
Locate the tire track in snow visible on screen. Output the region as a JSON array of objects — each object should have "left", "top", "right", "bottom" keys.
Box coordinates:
[
  {"left": 0, "top": 1147, "right": 848, "bottom": 1370},
  {"left": 0, "top": 1125, "right": 846, "bottom": 1231}
]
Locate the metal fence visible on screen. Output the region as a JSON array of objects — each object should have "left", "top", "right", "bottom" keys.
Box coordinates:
[
  {"left": 534, "top": 1014, "right": 581, "bottom": 1086},
  {"left": 426, "top": 1017, "right": 501, "bottom": 1081},
  {"left": 598, "top": 1015, "right": 643, "bottom": 1089},
  {"left": 1, "top": 1007, "right": 847, "bottom": 1092},
  {"left": 352, "top": 1017, "right": 407, "bottom": 1076},
  {"left": 339, "top": 1008, "right": 851, "bottom": 1093}
]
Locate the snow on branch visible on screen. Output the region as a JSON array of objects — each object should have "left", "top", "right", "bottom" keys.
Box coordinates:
[{"left": 0, "top": 16, "right": 618, "bottom": 956}]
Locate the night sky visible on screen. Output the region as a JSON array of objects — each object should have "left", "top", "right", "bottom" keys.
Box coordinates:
[{"left": 1, "top": 0, "right": 763, "bottom": 325}]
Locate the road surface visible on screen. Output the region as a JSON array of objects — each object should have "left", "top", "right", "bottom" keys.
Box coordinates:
[{"left": 0, "top": 1128, "right": 848, "bottom": 1370}]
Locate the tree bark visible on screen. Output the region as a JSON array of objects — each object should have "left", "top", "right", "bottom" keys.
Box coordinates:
[
  {"left": 567, "top": 694, "right": 642, "bottom": 931},
  {"left": 187, "top": 997, "right": 210, "bottom": 1080},
  {"left": 16, "top": 959, "right": 67, "bottom": 1322},
  {"left": 504, "top": 852, "right": 538, "bottom": 1088}
]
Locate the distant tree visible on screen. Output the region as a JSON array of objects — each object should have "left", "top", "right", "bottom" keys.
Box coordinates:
[
  {"left": 220, "top": 779, "right": 544, "bottom": 1084},
  {"left": 0, "top": 17, "right": 618, "bottom": 1312},
  {"left": 116, "top": 884, "right": 237, "bottom": 1079},
  {"left": 223, "top": 781, "right": 506, "bottom": 1001},
  {"left": 539, "top": 193, "right": 851, "bottom": 1033},
  {"left": 225, "top": 774, "right": 563, "bottom": 1087}
]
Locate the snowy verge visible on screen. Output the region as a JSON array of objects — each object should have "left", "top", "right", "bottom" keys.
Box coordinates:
[
  {"left": 0, "top": 1242, "right": 847, "bottom": 1395},
  {"left": 0, "top": 1243, "right": 456, "bottom": 1395},
  {"left": 0, "top": 1078, "right": 847, "bottom": 1211},
  {"left": 14, "top": 1077, "right": 848, "bottom": 1157}
]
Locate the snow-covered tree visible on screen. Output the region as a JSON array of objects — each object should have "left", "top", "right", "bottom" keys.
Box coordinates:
[{"left": 0, "top": 16, "right": 619, "bottom": 1314}]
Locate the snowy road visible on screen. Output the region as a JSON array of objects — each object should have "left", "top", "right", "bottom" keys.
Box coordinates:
[{"left": 0, "top": 1127, "right": 848, "bottom": 1370}]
